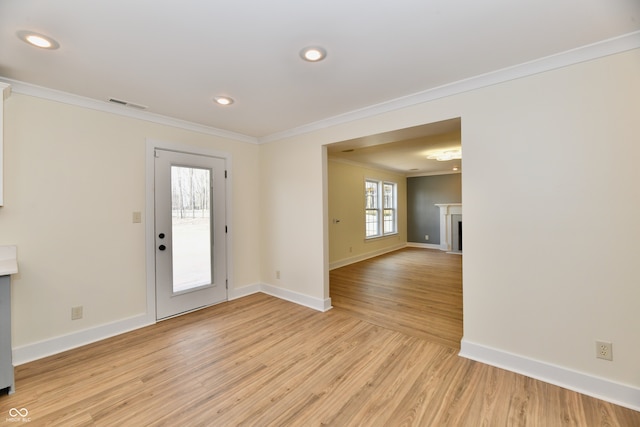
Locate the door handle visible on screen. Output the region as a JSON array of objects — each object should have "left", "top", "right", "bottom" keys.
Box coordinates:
[{"left": 158, "top": 244, "right": 166, "bottom": 251}]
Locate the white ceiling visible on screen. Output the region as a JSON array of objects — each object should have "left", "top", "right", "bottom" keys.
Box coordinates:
[
  {"left": 1, "top": 0, "right": 639, "bottom": 144},
  {"left": 327, "top": 118, "right": 462, "bottom": 176}
]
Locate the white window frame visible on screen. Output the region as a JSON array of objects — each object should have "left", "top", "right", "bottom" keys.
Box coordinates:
[{"left": 365, "top": 179, "right": 397, "bottom": 239}]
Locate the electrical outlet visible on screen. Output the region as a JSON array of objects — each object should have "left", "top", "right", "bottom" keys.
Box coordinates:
[
  {"left": 276, "top": 270, "right": 280, "bottom": 279},
  {"left": 425, "top": 235, "right": 429, "bottom": 241},
  {"left": 596, "top": 341, "right": 613, "bottom": 361},
  {"left": 132, "top": 211, "right": 142, "bottom": 223},
  {"left": 71, "top": 306, "right": 83, "bottom": 320}
]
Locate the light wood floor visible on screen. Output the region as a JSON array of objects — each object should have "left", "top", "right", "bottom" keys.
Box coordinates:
[
  {"left": 330, "top": 247, "right": 463, "bottom": 349},
  {"left": 1, "top": 250, "right": 638, "bottom": 425}
]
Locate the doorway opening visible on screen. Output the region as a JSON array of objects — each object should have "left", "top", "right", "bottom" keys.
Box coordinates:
[{"left": 325, "top": 118, "right": 463, "bottom": 348}]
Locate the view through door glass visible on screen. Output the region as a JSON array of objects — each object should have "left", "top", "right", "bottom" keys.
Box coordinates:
[{"left": 171, "top": 166, "right": 212, "bottom": 292}]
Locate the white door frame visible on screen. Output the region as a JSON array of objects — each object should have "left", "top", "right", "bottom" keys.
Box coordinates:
[{"left": 145, "top": 138, "right": 233, "bottom": 323}]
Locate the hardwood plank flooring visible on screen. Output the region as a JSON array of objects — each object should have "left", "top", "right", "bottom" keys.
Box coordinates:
[
  {"left": 1, "top": 254, "right": 638, "bottom": 425},
  {"left": 330, "top": 247, "right": 463, "bottom": 348}
]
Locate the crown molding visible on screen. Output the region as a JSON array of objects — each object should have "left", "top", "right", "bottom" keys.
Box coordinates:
[
  {"left": 2, "top": 30, "right": 639, "bottom": 146},
  {"left": 258, "top": 30, "right": 640, "bottom": 144},
  {"left": 0, "top": 77, "right": 258, "bottom": 145}
]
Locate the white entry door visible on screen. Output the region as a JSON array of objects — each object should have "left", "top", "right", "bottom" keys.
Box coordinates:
[{"left": 154, "top": 149, "right": 227, "bottom": 320}]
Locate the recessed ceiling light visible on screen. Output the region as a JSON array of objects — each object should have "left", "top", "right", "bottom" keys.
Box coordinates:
[
  {"left": 17, "top": 30, "right": 59, "bottom": 50},
  {"left": 453, "top": 166, "right": 460, "bottom": 171},
  {"left": 300, "top": 46, "right": 327, "bottom": 62},
  {"left": 214, "top": 96, "right": 234, "bottom": 106}
]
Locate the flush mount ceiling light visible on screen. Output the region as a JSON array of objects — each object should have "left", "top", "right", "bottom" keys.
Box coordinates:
[
  {"left": 213, "top": 96, "right": 234, "bottom": 106},
  {"left": 300, "top": 46, "right": 327, "bottom": 62},
  {"left": 427, "top": 149, "right": 462, "bottom": 162},
  {"left": 17, "top": 30, "right": 60, "bottom": 49}
]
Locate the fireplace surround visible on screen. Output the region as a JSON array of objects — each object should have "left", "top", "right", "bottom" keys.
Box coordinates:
[{"left": 435, "top": 203, "right": 462, "bottom": 253}]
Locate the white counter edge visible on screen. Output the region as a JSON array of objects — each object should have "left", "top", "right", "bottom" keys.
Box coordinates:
[{"left": 0, "top": 245, "right": 18, "bottom": 276}]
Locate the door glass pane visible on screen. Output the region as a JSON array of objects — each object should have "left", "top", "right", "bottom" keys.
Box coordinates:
[{"left": 171, "top": 166, "right": 211, "bottom": 293}]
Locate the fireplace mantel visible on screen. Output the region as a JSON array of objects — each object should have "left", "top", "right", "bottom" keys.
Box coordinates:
[{"left": 435, "top": 203, "right": 462, "bottom": 252}]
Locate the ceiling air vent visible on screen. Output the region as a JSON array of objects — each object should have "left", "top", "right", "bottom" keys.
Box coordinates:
[{"left": 108, "top": 98, "right": 148, "bottom": 110}]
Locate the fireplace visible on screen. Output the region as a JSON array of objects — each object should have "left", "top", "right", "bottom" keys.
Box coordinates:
[
  {"left": 435, "top": 203, "right": 462, "bottom": 253},
  {"left": 452, "top": 214, "right": 462, "bottom": 252}
]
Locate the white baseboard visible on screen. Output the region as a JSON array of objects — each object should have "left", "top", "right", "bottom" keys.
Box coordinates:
[
  {"left": 260, "top": 283, "right": 332, "bottom": 312},
  {"left": 12, "top": 292, "right": 639, "bottom": 413},
  {"left": 406, "top": 242, "right": 442, "bottom": 250},
  {"left": 459, "top": 339, "right": 640, "bottom": 412},
  {"left": 12, "top": 313, "right": 154, "bottom": 366},
  {"left": 329, "top": 243, "right": 407, "bottom": 270},
  {"left": 12, "top": 284, "right": 330, "bottom": 365},
  {"left": 228, "top": 283, "right": 262, "bottom": 300},
  {"left": 231, "top": 283, "right": 331, "bottom": 312}
]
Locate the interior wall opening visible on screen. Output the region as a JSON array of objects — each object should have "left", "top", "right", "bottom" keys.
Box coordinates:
[{"left": 324, "top": 117, "right": 464, "bottom": 348}]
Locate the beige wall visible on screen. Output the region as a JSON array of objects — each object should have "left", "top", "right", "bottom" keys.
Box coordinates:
[
  {"left": 460, "top": 49, "right": 639, "bottom": 385},
  {"left": 259, "top": 49, "right": 640, "bottom": 388},
  {"left": 259, "top": 139, "right": 327, "bottom": 300},
  {"left": 328, "top": 159, "right": 407, "bottom": 267},
  {"left": 0, "top": 94, "right": 261, "bottom": 348},
  {"left": 1, "top": 46, "right": 638, "bottom": 398}
]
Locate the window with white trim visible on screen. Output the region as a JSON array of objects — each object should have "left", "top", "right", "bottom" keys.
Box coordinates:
[{"left": 365, "top": 179, "right": 397, "bottom": 238}]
